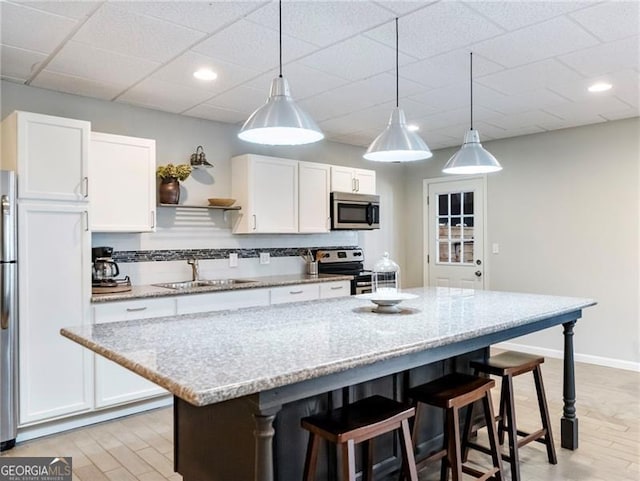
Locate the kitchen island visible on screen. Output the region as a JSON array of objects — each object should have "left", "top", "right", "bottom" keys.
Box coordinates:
[{"left": 61, "top": 287, "right": 595, "bottom": 481}]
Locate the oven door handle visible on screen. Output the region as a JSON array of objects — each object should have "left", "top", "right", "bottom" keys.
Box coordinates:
[{"left": 366, "top": 203, "right": 374, "bottom": 225}]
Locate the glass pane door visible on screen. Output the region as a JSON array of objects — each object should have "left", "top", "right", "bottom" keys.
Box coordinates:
[{"left": 436, "top": 191, "right": 475, "bottom": 265}]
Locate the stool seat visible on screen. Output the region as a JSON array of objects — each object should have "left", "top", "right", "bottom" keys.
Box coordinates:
[
  {"left": 409, "top": 373, "right": 495, "bottom": 409},
  {"left": 470, "top": 351, "right": 544, "bottom": 377},
  {"left": 301, "top": 395, "right": 418, "bottom": 481}
]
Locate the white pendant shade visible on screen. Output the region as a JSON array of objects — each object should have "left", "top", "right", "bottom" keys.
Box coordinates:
[
  {"left": 442, "top": 129, "right": 502, "bottom": 174},
  {"left": 238, "top": 77, "right": 324, "bottom": 146},
  {"left": 364, "top": 108, "right": 432, "bottom": 162}
]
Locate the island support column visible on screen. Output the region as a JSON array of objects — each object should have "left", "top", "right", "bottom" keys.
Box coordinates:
[
  {"left": 254, "top": 412, "right": 277, "bottom": 481},
  {"left": 561, "top": 320, "right": 578, "bottom": 450}
]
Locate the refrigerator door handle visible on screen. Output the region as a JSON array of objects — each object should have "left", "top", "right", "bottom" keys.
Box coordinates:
[
  {"left": 1, "top": 195, "right": 10, "bottom": 261},
  {"left": 0, "top": 263, "right": 13, "bottom": 330}
]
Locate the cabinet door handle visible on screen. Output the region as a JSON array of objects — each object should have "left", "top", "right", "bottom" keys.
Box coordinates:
[
  {"left": 289, "top": 290, "right": 304, "bottom": 295},
  {"left": 126, "top": 307, "right": 147, "bottom": 312},
  {"left": 83, "top": 176, "right": 89, "bottom": 198},
  {"left": 150, "top": 210, "right": 155, "bottom": 229},
  {"left": 330, "top": 286, "right": 343, "bottom": 290},
  {"left": 356, "top": 178, "right": 360, "bottom": 192},
  {"left": 252, "top": 214, "right": 257, "bottom": 231},
  {"left": 83, "top": 210, "right": 89, "bottom": 231}
]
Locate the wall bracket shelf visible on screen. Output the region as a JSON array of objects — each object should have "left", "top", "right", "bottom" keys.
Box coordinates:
[{"left": 158, "top": 204, "right": 241, "bottom": 223}]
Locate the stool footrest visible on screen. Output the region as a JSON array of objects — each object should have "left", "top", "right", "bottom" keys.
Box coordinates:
[
  {"left": 414, "top": 448, "right": 447, "bottom": 472},
  {"left": 517, "top": 428, "right": 547, "bottom": 448},
  {"left": 462, "top": 465, "right": 500, "bottom": 481}
]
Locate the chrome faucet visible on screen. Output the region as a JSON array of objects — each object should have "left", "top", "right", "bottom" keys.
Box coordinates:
[{"left": 187, "top": 258, "right": 200, "bottom": 281}]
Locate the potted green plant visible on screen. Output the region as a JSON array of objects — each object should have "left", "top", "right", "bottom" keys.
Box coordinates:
[{"left": 156, "top": 163, "right": 192, "bottom": 204}]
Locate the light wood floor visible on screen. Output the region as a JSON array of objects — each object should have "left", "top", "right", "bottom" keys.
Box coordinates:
[{"left": 2, "top": 355, "right": 638, "bottom": 481}]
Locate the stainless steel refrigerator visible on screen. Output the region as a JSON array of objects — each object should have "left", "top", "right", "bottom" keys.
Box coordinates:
[{"left": 0, "top": 170, "right": 17, "bottom": 451}]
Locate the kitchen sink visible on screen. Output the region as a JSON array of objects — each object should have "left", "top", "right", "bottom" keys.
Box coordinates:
[{"left": 153, "top": 279, "right": 256, "bottom": 290}]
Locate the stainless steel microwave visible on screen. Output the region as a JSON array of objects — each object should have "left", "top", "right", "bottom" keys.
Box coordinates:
[{"left": 330, "top": 192, "right": 380, "bottom": 230}]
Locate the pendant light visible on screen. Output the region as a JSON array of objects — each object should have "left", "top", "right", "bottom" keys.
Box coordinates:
[
  {"left": 364, "top": 18, "right": 432, "bottom": 162},
  {"left": 442, "top": 53, "right": 502, "bottom": 174},
  {"left": 238, "top": 0, "right": 323, "bottom": 146}
]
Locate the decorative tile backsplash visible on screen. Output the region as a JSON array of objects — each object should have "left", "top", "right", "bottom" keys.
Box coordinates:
[{"left": 113, "top": 246, "right": 357, "bottom": 263}]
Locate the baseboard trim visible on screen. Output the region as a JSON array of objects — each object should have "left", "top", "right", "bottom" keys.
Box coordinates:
[
  {"left": 495, "top": 342, "right": 640, "bottom": 372},
  {"left": 16, "top": 396, "right": 173, "bottom": 443}
]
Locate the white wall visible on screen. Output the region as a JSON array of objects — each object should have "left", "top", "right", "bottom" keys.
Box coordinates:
[
  {"left": 0, "top": 80, "right": 405, "bottom": 277},
  {"left": 404, "top": 118, "right": 640, "bottom": 368}
]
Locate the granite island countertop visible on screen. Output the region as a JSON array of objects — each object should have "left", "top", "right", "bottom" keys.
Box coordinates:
[
  {"left": 91, "top": 273, "right": 352, "bottom": 303},
  {"left": 63, "top": 287, "right": 595, "bottom": 407}
]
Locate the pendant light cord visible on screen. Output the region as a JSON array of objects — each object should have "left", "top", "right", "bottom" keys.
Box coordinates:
[
  {"left": 470, "top": 52, "right": 473, "bottom": 130},
  {"left": 278, "top": 0, "right": 283, "bottom": 78},
  {"left": 395, "top": 17, "right": 399, "bottom": 108}
]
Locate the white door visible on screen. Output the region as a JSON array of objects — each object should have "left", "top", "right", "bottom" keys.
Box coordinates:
[
  {"left": 299, "top": 161, "right": 330, "bottom": 233},
  {"left": 425, "top": 177, "right": 486, "bottom": 289},
  {"left": 330, "top": 166, "right": 355, "bottom": 193},
  {"left": 251, "top": 156, "right": 298, "bottom": 233},
  {"left": 354, "top": 169, "right": 376, "bottom": 194}
]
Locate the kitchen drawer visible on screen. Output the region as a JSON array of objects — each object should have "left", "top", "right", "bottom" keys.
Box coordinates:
[
  {"left": 176, "top": 288, "right": 270, "bottom": 315},
  {"left": 94, "top": 298, "right": 176, "bottom": 323},
  {"left": 271, "top": 283, "right": 319, "bottom": 305},
  {"left": 319, "top": 280, "right": 350, "bottom": 299}
]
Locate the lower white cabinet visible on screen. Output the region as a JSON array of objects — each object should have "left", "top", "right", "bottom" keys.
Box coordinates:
[
  {"left": 93, "top": 298, "right": 175, "bottom": 408},
  {"left": 271, "top": 283, "right": 320, "bottom": 305},
  {"left": 319, "top": 280, "right": 350, "bottom": 299},
  {"left": 18, "top": 202, "right": 92, "bottom": 425},
  {"left": 176, "top": 288, "right": 270, "bottom": 314}
]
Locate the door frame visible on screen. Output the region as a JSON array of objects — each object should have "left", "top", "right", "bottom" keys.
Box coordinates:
[{"left": 422, "top": 175, "right": 490, "bottom": 288}]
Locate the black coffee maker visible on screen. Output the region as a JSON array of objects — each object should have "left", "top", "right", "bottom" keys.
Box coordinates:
[{"left": 92, "top": 246, "right": 131, "bottom": 293}]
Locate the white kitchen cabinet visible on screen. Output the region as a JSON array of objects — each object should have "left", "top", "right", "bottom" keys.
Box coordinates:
[
  {"left": 93, "top": 298, "right": 174, "bottom": 408},
  {"left": 319, "top": 280, "right": 351, "bottom": 299},
  {"left": 2, "top": 111, "right": 90, "bottom": 202},
  {"left": 18, "top": 202, "right": 92, "bottom": 425},
  {"left": 176, "top": 288, "right": 270, "bottom": 314},
  {"left": 270, "top": 283, "right": 320, "bottom": 305},
  {"left": 90, "top": 132, "right": 156, "bottom": 232},
  {"left": 330, "top": 166, "right": 376, "bottom": 195},
  {"left": 231, "top": 154, "right": 298, "bottom": 234},
  {"left": 298, "top": 161, "right": 330, "bottom": 233}
]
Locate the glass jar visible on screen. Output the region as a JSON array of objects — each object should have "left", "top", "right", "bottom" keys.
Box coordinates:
[{"left": 372, "top": 252, "right": 400, "bottom": 296}]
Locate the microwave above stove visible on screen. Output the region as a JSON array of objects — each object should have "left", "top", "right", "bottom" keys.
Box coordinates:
[{"left": 330, "top": 192, "right": 380, "bottom": 230}]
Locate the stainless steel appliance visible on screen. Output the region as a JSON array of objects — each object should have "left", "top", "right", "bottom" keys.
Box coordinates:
[
  {"left": 92, "top": 246, "right": 131, "bottom": 294},
  {"left": 0, "top": 171, "right": 17, "bottom": 451},
  {"left": 316, "top": 248, "right": 375, "bottom": 295},
  {"left": 330, "top": 192, "right": 380, "bottom": 230}
]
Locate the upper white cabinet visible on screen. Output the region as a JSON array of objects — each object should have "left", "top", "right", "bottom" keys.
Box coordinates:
[
  {"left": 90, "top": 132, "right": 156, "bottom": 232},
  {"left": 299, "top": 161, "right": 330, "bottom": 233},
  {"left": 2, "top": 111, "right": 90, "bottom": 202},
  {"left": 330, "top": 166, "right": 376, "bottom": 195},
  {"left": 232, "top": 154, "right": 299, "bottom": 234}
]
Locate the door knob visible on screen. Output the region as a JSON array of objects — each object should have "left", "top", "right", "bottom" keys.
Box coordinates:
[{"left": 475, "top": 270, "right": 482, "bottom": 277}]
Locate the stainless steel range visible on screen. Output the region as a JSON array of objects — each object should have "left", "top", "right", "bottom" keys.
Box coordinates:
[{"left": 316, "top": 248, "right": 374, "bottom": 295}]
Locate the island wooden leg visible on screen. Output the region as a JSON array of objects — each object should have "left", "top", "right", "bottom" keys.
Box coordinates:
[
  {"left": 561, "top": 320, "right": 578, "bottom": 450},
  {"left": 254, "top": 413, "right": 277, "bottom": 481}
]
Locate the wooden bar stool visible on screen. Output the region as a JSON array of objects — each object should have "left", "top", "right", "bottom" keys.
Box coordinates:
[
  {"left": 464, "top": 351, "right": 557, "bottom": 481},
  {"left": 405, "top": 373, "right": 503, "bottom": 481},
  {"left": 301, "top": 395, "right": 419, "bottom": 481}
]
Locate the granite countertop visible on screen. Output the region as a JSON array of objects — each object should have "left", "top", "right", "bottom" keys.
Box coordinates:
[
  {"left": 91, "top": 273, "right": 352, "bottom": 303},
  {"left": 63, "top": 287, "right": 596, "bottom": 407}
]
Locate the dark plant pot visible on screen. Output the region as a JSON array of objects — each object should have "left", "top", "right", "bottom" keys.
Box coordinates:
[{"left": 159, "top": 177, "right": 180, "bottom": 204}]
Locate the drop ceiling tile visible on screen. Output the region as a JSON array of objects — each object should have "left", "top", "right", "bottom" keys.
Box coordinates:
[
  {"left": 298, "top": 35, "right": 414, "bottom": 81},
  {"left": 205, "top": 86, "right": 270, "bottom": 114},
  {"left": 535, "top": 115, "right": 605, "bottom": 131},
  {"left": 0, "top": 1, "right": 76, "bottom": 54},
  {"left": 465, "top": 1, "right": 592, "bottom": 31},
  {"left": 0, "top": 44, "right": 47, "bottom": 81},
  {"left": 364, "top": 2, "right": 504, "bottom": 59},
  {"left": 47, "top": 40, "right": 160, "bottom": 87},
  {"left": 245, "top": 1, "right": 393, "bottom": 47},
  {"left": 475, "top": 59, "right": 585, "bottom": 95},
  {"left": 31, "top": 70, "right": 124, "bottom": 99},
  {"left": 245, "top": 63, "right": 350, "bottom": 100},
  {"left": 548, "top": 69, "right": 640, "bottom": 103},
  {"left": 477, "top": 89, "right": 570, "bottom": 115},
  {"left": 193, "top": 19, "right": 317, "bottom": 72},
  {"left": 473, "top": 17, "right": 600, "bottom": 68},
  {"left": 490, "top": 125, "right": 546, "bottom": 139},
  {"left": 399, "top": 50, "right": 504, "bottom": 89},
  {"left": 542, "top": 96, "right": 631, "bottom": 121},
  {"left": 117, "top": 78, "right": 215, "bottom": 113},
  {"left": 14, "top": 1, "right": 100, "bottom": 19},
  {"left": 183, "top": 103, "right": 247, "bottom": 125},
  {"left": 558, "top": 37, "right": 640, "bottom": 77},
  {"left": 73, "top": 3, "right": 205, "bottom": 63},
  {"left": 570, "top": 1, "right": 640, "bottom": 42},
  {"left": 485, "top": 109, "right": 564, "bottom": 130},
  {"left": 409, "top": 81, "right": 508, "bottom": 113},
  {"left": 372, "top": 1, "right": 436, "bottom": 16},
  {"left": 118, "top": 1, "right": 264, "bottom": 34},
  {"left": 419, "top": 106, "right": 504, "bottom": 129},
  {"left": 601, "top": 108, "right": 640, "bottom": 121},
  {"left": 152, "top": 51, "right": 260, "bottom": 94}
]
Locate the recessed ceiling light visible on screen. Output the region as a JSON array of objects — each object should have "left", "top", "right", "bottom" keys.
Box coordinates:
[
  {"left": 193, "top": 68, "right": 217, "bottom": 81},
  {"left": 587, "top": 82, "right": 612, "bottom": 93},
  {"left": 407, "top": 124, "right": 419, "bottom": 132}
]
